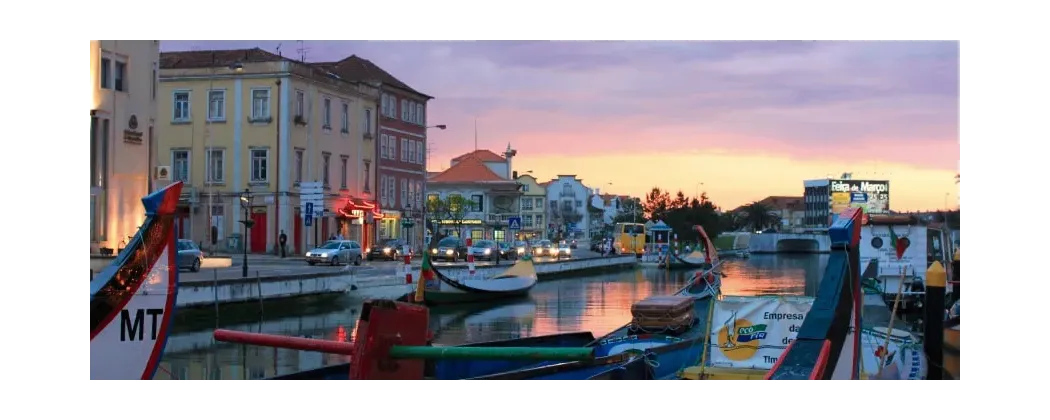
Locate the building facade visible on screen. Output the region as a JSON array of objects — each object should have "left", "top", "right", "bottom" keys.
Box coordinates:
[
  {"left": 426, "top": 151, "right": 522, "bottom": 241},
  {"left": 319, "top": 56, "right": 433, "bottom": 249},
  {"left": 544, "top": 175, "right": 592, "bottom": 240},
  {"left": 90, "top": 40, "right": 160, "bottom": 254},
  {"left": 156, "top": 48, "right": 379, "bottom": 255},
  {"left": 515, "top": 174, "right": 547, "bottom": 240}
]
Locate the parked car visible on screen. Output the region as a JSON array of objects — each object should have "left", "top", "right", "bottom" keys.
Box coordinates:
[
  {"left": 513, "top": 241, "right": 529, "bottom": 256},
  {"left": 305, "top": 240, "right": 363, "bottom": 266},
  {"left": 469, "top": 240, "right": 499, "bottom": 261},
  {"left": 430, "top": 237, "right": 468, "bottom": 262},
  {"left": 533, "top": 240, "right": 555, "bottom": 257},
  {"left": 176, "top": 239, "right": 203, "bottom": 272},
  {"left": 553, "top": 241, "right": 573, "bottom": 260},
  {"left": 367, "top": 239, "right": 406, "bottom": 261}
]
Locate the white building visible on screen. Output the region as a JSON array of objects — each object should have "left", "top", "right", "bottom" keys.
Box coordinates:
[
  {"left": 90, "top": 40, "right": 161, "bottom": 254},
  {"left": 589, "top": 190, "right": 631, "bottom": 224},
  {"left": 426, "top": 150, "right": 522, "bottom": 242},
  {"left": 544, "top": 175, "right": 592, "bottom": 240}
]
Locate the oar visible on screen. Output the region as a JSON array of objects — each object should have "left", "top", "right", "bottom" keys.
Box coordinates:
[{"left": 214, "top": 329, "right": 594, "bottom": 361}]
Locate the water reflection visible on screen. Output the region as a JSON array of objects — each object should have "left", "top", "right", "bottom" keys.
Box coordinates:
[{"left": 158, "top": 254, "right": 828, "bottom": 379}]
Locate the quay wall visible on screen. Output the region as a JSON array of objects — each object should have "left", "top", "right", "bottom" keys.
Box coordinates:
[{"left": 174, "top": 255, "right": 638, "bottom": 309}]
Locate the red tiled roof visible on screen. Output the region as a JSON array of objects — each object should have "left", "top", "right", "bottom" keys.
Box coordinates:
[
  {"left": 160, "top": 48, "right": 286, "bottom": 69},
  {"left": 429, "top": 156, "right": 509, "bottom": 183},
  {"left": 327, "top": 55, "right": 431, "bottom": 99},
  {"left": 450, "top": 150, "right": 506, "bottom": 164}
]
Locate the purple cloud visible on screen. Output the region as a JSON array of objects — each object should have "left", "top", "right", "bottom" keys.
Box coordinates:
[{"left": 160, "top": 40, "right": 959, "bottom": 170}]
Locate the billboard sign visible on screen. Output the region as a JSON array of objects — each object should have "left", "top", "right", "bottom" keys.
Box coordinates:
[{"left": 830, "top": 180, "right": 890, "bottom": 216}]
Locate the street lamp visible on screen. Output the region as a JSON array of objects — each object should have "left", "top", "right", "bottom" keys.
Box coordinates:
[
  {"left": 421, "top": 123, "right": 447, "bottom": 250},
  {"left": 427, "top": 124, "right": 447, "bottom": 130},
  {"left": 239, "top": 188, "right": 254, "bottom": 278}
]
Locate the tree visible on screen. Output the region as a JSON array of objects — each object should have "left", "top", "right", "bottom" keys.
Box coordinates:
[
  {"left": 737, "top": 201, "right": 779, "bottom": 232},
  {"left": 611, "top": 197, "right": 643, "bottom": 224},
  {"left": 643, "top": 187, "right": 672, "bottom": 221},
  {"left": 425, "top": 195, "right": 475, "bottom": 244}
]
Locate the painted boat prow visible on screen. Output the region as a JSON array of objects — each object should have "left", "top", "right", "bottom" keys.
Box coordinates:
[{"left": 90, "top": 182, "right": 183, "bottom": 380}]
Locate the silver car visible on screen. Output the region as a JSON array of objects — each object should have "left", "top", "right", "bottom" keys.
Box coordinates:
[
  {"left": 176, "top": 239, "right": 204, "bottom": 272},
  {"left": 305, "top": 240, "right": 363, "bottom": 266}
]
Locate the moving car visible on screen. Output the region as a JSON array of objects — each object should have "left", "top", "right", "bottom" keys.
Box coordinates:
[
  {"left": 430, "top": 237, "right": 468, "bottom": 262},
  {"left": 469, "top": 240, "right": 499, "bottom": 261},
  {"left": 176, "top": 239, "right": 204, "bottom": 272},
  {"left": 367, "top": 239, "right": 406, "bottom": 261},
  {"left": 533, "top": 240, "right": 555, "bottom": 257},
  {"left": 498, "top": 242, "right": 518, "bottom": 260},
  {"left": 305, "top": 240, "right": 363, "bottom": 266},
  {"left": 553, "top": 241, "right": 573, "bottom": 260}
]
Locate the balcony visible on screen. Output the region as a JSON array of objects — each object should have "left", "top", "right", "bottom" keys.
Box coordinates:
[{"left": 486, "top": 213, "right": 518, "bottom": 224}]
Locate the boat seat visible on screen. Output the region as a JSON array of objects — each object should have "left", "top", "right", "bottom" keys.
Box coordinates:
[{"left": 630, "top": 295, "right": 696, "bottom": 333}]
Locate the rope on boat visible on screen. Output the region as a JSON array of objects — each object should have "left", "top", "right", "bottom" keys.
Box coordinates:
[{"left": 877, "top": 266, "right": 909, "bottom": 376}]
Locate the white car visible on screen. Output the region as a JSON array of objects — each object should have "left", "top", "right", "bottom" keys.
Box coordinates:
[
  {"left": 305, "top": 240, "right": 363, "bottom": 266},
  {"left": 552, "top": 241, "right": 573, "bottom": 260}
]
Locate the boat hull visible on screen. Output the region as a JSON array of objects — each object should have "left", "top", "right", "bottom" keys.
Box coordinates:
[
  {"left": 423, "top": 259, "right": 538, "bottom": 305},
  {"left": 424, "top": 288, "right": 532, "bottom": 305}
]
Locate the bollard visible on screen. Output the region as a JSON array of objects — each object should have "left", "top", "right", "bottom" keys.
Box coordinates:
[
  {"left": 924, "top": 261, "right": 946, "bottom": 380},
  {"left": 466, "top": 238, "right": 475, "bottom": 277},
  {"left": 404, "top": 253, "right": 413, "bottom": 284}
]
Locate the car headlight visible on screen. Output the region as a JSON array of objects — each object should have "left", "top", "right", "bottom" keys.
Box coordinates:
[
  {"left": 566, "top": 249, "right": 571, "bottom": 254},
  {"left": 484, "top": 249, "right": 491, "bottom": 255},
  {"left": 320, "top": 253, "right": 328, "bottom": 258},
  {"left": 517, "top": 247, "right": 525, "bottom": 253},
  {"left": 431, "top": 249, "right": 437, "bottom": 254},
  {"left": 365, "top": 248, "right": 371, "bottom": 253},
  {"left": 446, "top": 249, "right": 453, "bottom": 255},
  {"left": 383, "top": 247, "right": 391, "bottom": 253}
]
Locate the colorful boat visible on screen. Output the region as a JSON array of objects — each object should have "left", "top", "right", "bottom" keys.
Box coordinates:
[
  {"left": 418, "top": 253, "right": 539, "bottom": 305},
  {"left": 90, "top": 182, "right": 183, "bottom": 380},
  {"left": 661, "top": 225, "right": 719, "bottom": 269}
]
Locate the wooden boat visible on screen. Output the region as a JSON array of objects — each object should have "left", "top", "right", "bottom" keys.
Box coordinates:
[
  {"left": 90, "top": 182, "right": 184, "bottom": 380},
  {"left": 661, "top": 225, "right": 718, "bottom": 269},
  {"left": 420, "top": 253, "right": 538, "bottom": 305}
]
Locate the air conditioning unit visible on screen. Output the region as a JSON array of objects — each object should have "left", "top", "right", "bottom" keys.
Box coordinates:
[{"left": 155, "top": 165, "right": 172, "bottom": 181}]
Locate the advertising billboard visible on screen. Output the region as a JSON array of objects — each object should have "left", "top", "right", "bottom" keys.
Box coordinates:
[{"left": 829, "top": 179, "right": 890, "bottom": 218}]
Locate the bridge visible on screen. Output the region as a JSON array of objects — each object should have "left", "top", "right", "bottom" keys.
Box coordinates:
[{"left": 748, "top": 232, "right": 830, "bottom": 254}]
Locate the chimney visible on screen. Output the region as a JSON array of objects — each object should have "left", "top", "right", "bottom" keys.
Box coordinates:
[{"left": 512, "top": 170, "right": 518, "bottom": 179}]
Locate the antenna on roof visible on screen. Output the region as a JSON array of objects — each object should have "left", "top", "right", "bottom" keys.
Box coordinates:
[
  {"left": 296, "top": 40, "right": 310, "bottom": 62},
  {"left": 275, "top": 43, "right": 282, "bottom": 57},
  {"left": 474, "top": 118, "right": 478, "bottom": 152}
]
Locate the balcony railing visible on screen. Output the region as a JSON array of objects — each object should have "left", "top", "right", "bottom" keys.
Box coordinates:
[{"left": 486, "top": 213, "right": 518, "bottom": 224}]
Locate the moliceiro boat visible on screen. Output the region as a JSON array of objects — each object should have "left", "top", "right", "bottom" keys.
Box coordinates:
[
  {"left": 415, "top": 251, "right": 538, "bottom": 305},
  {"left": 661, "top": 225, "right": 719, "bottom": 269},
  {"left": 90, "top": 182, "right": 184, "bottom": 380}
]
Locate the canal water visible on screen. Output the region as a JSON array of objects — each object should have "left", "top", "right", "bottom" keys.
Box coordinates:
[{"left": 157, "top": 254, "right": 828, "bottom": 380}]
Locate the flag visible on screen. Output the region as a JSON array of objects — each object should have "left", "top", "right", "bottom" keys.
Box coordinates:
[
  {"left": 887, "top": 227, "right": 909, "bottom": 260},
  {"left": 414, "top": 251, "right": 435, "bottom": 303}
]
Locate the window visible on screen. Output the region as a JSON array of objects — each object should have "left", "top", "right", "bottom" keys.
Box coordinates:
[
  {"left": 448, "top": 194, "right": 463, "bottom": 212},
  {"left": 100, "top": 58, "right": 111, "bottom": 89},
  {"left": 340, "top": 156, "right": 348, "bottom": 189},
  {"left": 151, "top": 62, "right": 157, "bottom": 99},
  {"left": 251, "top": 88, "right": 271, "bottom": 120},
  {"left": 536, "top": 215, "right": 543, "bottom": 227},
  {"left": 416, "top": 141, "right": 424, "bottom": 164},
  {"left": 471, "top": 195, "right": 484, "bottom": 212},
  {"left": 206, "top": 148, "right": 225, "bottom": 183},
  {"left": 418, "top": 141, "right": 426, "bottom": 164},
  {"left": 379, "top": 134, "right": 388, "bottom": 159},
  {"left": 114, "top": 61, "right": 126, "bottom": 92},
  {"left": 521, "top": 184, "right": 530, "bottom": 192},
  {"left": 250, "top": 148, "right": 268, "bottom": 183},
  {"left": 407, "top": 181, "right": 414, "bottom": 209},
  {"left": 535, "top": 198, "right": 544, "bottom": 208},
  {"left": 172, "top": 150, "right": 190, "bottom": 182},
  {"left": 387, "top": 177, "right": 397, "bottom": 207},
  {"left": 173, "top": 91, "right": 190, "bottom": 121},
  {"left": 381, "top": 175, "right": 390, "bottom": 207},
  {"left": 322, "top": 153, "right": 331, "bottom": 187},
  {"left": 341, "top": 102, "right": 349, "bottom": 133},
  {"left": 295, "top": 149, "right": 304, "bottom": 184},
  {"left": 408, "top": 102, "right": 416, "bottom": 124},
  {"left": 380, "top": 94, "right": 389, "bottom": 117},
  {"left": 415, "top": 180, "right": 423, "bottom": 207},
  {"left": 401, "top": 99, "right": 410, "bottom": 121},
  {"left": 400, "top": 138, "right": 408, "bottom": 161},
  {"left": 207, "top": 90, "right": 225, "bottom": 121},
  {"left": 576, "top": 200, "right": 582, "bottom": 208},
  {"left": 525, "top": 215, "right": 533, "bottom": 227},
  {"left": 400, "top": 178, "right": 408, "bottom": 208},
  {"left": 322, "top": 97, "right": 331, "bottom": 129},
  {"left": 363, "top": 108, "right": 372, "bottom": 134},
  {"left": 295, "top": 91, "right": 304, "bottom": 118},
  {"left": 416, "top": 103, "right": 425, "bottom": 125},
  {"left": 521, "top": 199, "right": 533, "bottom": 211},
  {"left": 407, "top": 141, "right": 415, "bottom": 164}
]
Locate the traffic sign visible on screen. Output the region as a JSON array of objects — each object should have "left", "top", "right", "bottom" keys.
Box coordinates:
[
  {"left": 299, "top": 181, "right": 325, "bottom": 218},
  {"left": 305, "top": 203, "right": 314, "bottom": 216},
  {"left": 507, "top": 217, "right": 521, "bottom": 230},
  {"left": 305, "top": 214, "right": 313, "bottom": 227}
]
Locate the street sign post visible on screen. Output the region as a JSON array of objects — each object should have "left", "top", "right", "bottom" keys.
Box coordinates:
[
  {"left": 299, "top": 182, "right": 325, "bottom": 250},
  {"left": 507, "top": 217, "right": 521, "bottom": 231}
]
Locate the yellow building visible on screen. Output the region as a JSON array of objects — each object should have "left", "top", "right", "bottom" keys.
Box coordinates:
[
  {"left": 515, "top": 174, "right": 547, "bottom": 239},
  {"left": 90, "top": 40, "right": 161, "bottom": 254},
  {"left": 156, "top": 48, "right": 379, "bottom": 255}
]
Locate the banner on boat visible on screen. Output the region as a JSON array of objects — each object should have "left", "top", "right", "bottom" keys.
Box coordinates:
[
  {"left": 859, "top": 225, "right": 928, "bottom": 281},
  {"left": 707, "top": 296, "right": 815, "bottom": 370}
]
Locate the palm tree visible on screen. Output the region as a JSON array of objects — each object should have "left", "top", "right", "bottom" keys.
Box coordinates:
[{"left": 739, "top": 202, "right": 777, "bottom": 232}]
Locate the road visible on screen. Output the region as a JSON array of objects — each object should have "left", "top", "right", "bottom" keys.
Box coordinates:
[{"left": 181, "top": 247, "right": 606, "bottom": 283}]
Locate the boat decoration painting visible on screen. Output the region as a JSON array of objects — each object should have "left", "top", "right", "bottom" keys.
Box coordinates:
[
  {"left": 90, "top": 182, "right": 183, "bottom": 380},
  {"left": 414, "top": 251, "right": 539, "bottom": 305}
]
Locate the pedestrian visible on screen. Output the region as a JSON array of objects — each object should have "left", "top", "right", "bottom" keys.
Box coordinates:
[{"left": 279, "top": 230, "right": 288, "bottom": 258}]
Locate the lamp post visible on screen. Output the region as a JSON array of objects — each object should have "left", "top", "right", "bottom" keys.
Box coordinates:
[
  {"left": 421, "top": 123, "right": 447, "bottom": 249},
  {"left": 239, "top": 188, "right": 254, "bottom": 278}
]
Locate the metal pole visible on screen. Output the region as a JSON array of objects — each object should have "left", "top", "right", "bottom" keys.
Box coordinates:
[
  {"left": 207, "top": 60, "right": 215, "bottom": 256},
  {"left": 274, "top": 80, "right": 282, "bottom": 256},
  {"left": 242, "top": 196, "right": 249, "bottom": 278}
]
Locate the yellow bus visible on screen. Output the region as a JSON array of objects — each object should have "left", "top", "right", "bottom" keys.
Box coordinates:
[{"left": 613, "top": 223, "right": 646, "bottom": 256}]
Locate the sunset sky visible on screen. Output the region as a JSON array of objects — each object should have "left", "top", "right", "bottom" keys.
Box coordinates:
[{"left": 161, "top": 41, "right": 959, "bottom": 211}]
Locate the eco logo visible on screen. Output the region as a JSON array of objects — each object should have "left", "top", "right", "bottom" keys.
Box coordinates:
[{"left": 717, "top": 313, "right": 768, "bottom": 361}]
